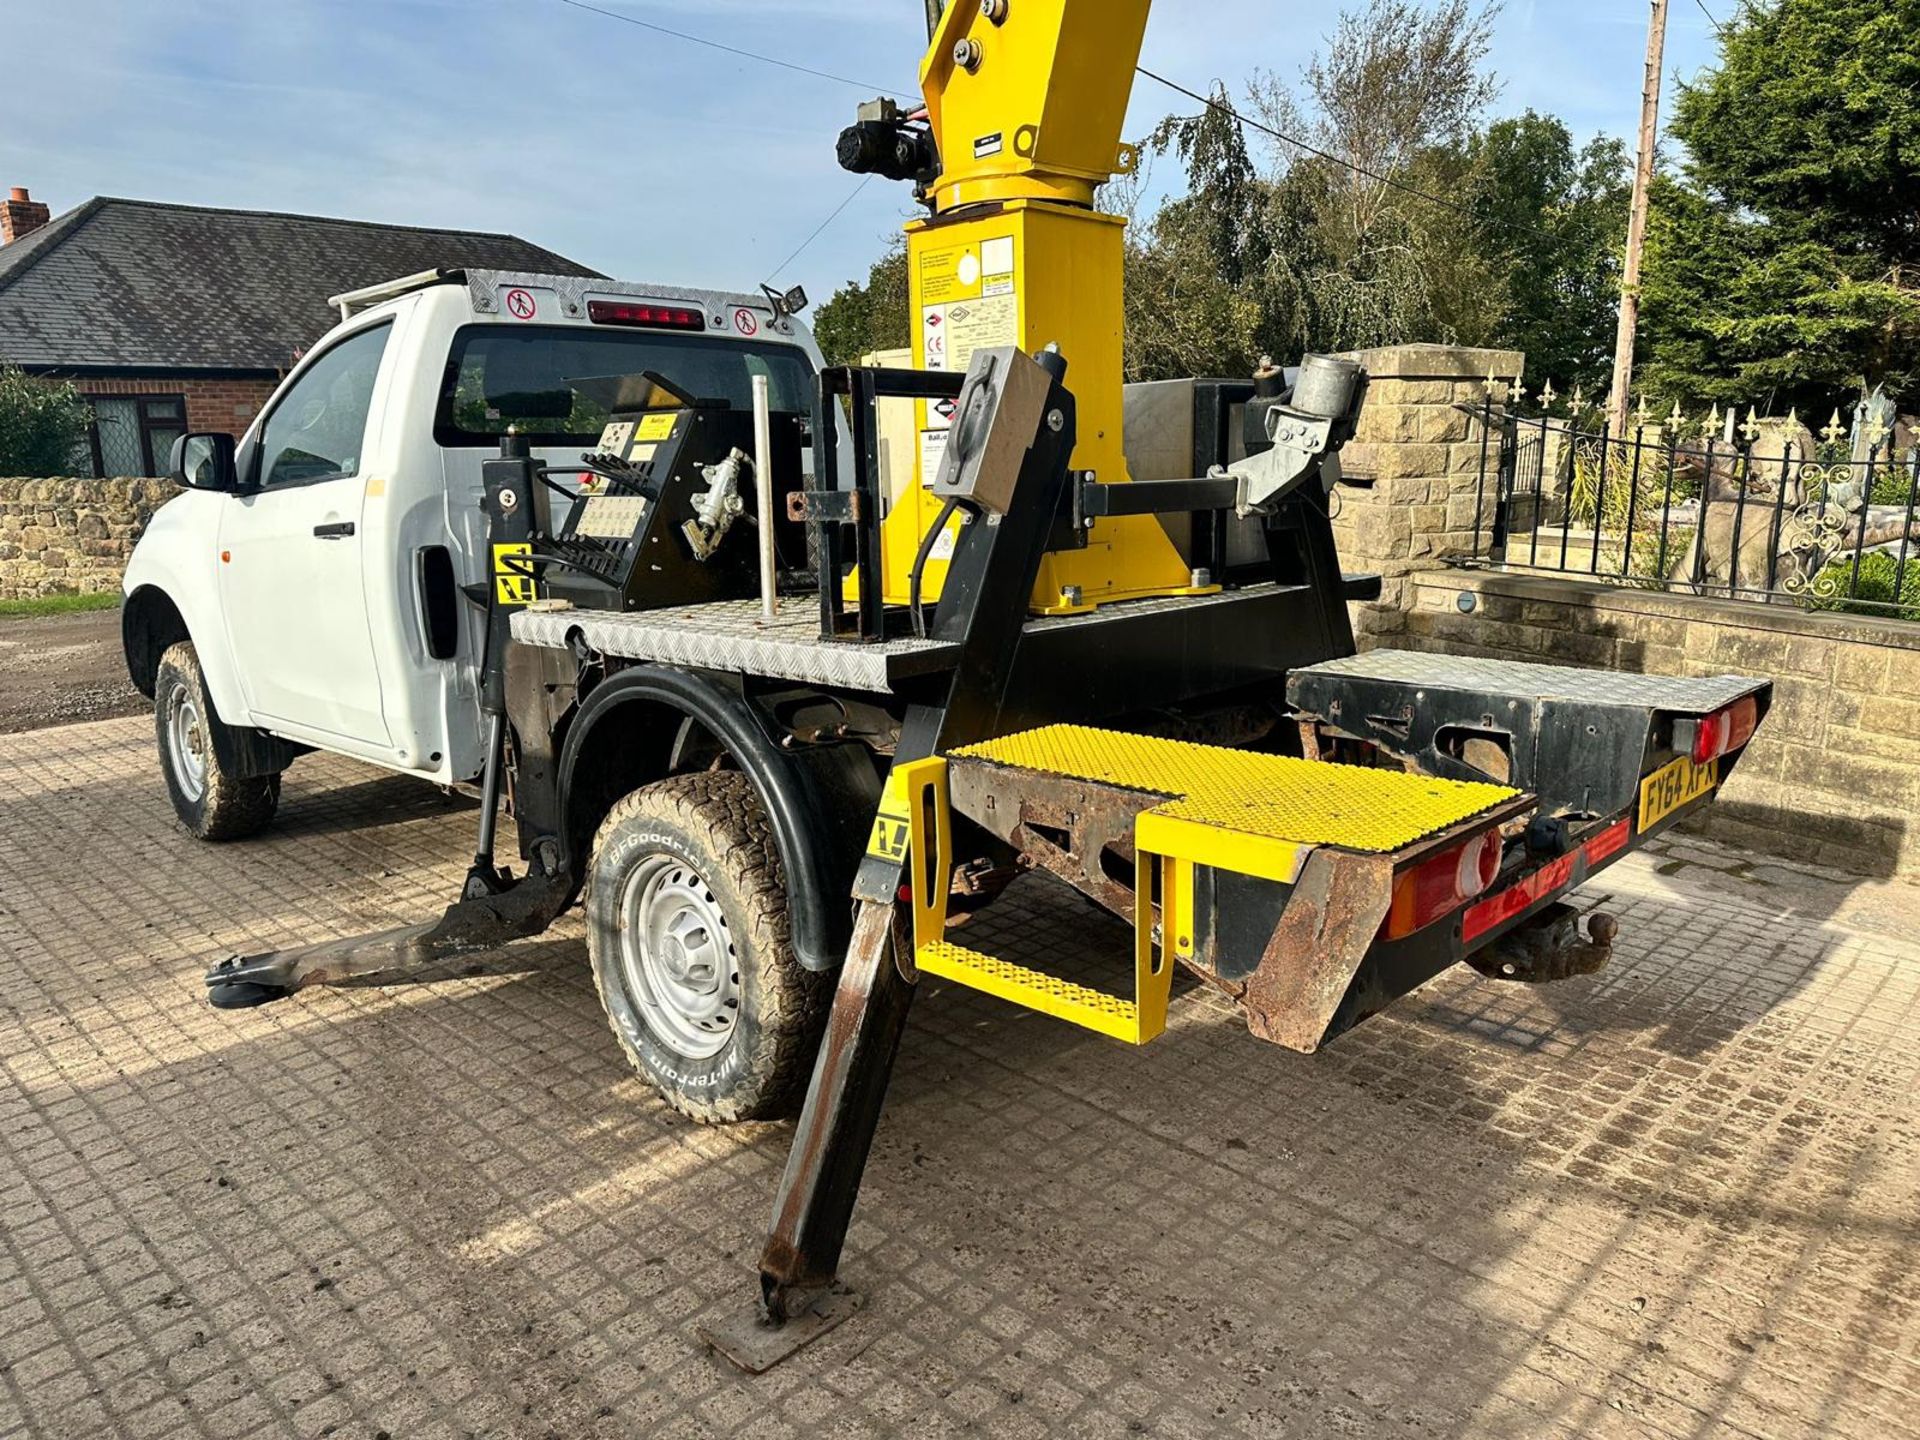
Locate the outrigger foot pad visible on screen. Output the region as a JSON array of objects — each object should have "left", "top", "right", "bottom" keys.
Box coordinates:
[
  {"left": 697, "top": 1283, "right": 863, "bottom": 1374},
  {"left": 206, "top": 977, "right": 292, "bottom": 1010},
  {"left": 202, "top": 868, "right": 572, "bottom": 1009}
]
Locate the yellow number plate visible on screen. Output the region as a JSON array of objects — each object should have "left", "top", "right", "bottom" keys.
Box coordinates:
[{"left": 1638, "top": 754, "right": 1718, "bottom": 831}]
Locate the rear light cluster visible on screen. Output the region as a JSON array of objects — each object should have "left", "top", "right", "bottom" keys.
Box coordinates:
[
  {"left": 587, "top": 300, "right": 707, "bottom": 331},
  {"left": 1385, "top": 829, "right": 1502, "bottom": 939},
  {"left": 1679, "top": 695, "right": 1758, "bottom": 766}
]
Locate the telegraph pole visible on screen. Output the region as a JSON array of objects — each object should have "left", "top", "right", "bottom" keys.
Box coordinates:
[{"left": 1608, "top": 0, "right": 1669, "bottom": 435}]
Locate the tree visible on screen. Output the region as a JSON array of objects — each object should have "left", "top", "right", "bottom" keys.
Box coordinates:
[
  {"left": 1672, "top": 0, "right": 1920, "bottom": 267},
  {"left": 0, "top": 368, "right": 91, "bottom": 477},
  {"left": 1249, "top": 0, "right": 1506, "bottom": 354},
  {"left": 811, "top": 240, "right": 910, "bottom": 369},
  {"left": 1123, "top": 0, "right": 1509, "bottom": 379},
  {"left": 1128, "top": 88, "right": 1281, "bottom": 379},
  {"left": 1638, "top": 0, "right": 1920, "bottom": 409},
  {"left": 1467, "top": 113, "right": 1632, "bottom": 393}
]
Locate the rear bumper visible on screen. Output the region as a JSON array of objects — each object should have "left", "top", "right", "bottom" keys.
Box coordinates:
[{"left": 1176, "top": 651, "right": 1775, "bottom": 1051}]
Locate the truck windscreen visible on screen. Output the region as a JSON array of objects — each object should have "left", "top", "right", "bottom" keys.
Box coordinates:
[{"left": 435, "top": 325, "right": 815, "bottom": 446}]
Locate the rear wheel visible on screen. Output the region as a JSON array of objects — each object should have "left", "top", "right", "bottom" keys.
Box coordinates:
[
  {"left": 586, "top": 771, "right": 827, "bottom": 1123},
  {"left": 153, "top": 643, "right": 279, "bottom": 841}
]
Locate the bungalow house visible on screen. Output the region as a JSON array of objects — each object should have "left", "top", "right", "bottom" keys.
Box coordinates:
[{"left": 0, "top": 187, "right": 598, "bottom": 476}]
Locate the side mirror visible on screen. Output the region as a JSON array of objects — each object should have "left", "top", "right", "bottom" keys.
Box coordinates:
[{"left": 170, "top": 432, "right": 238, "bottom": 492}]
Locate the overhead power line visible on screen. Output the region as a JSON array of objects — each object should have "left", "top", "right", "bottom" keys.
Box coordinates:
[
  {"left": 550, "top": 0, "right": 914, "bottom": 100},
  {"left": 763, "top": 176, "right": 873, "bottom": 286},
  {"left": 1691, "top": 0, "right": 1729, "bottom": 35},
  {"left": 1133, "top": 66, "right": 1560, "bottom": 246},
  {"left": 545, "top": 2, "right": 1560, "bottom": 250}
]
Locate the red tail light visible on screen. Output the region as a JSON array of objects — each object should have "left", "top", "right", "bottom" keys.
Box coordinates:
[
  {"left": 1385, "top": 829, "right": 1503, "bottom": 939},
  {"left": 587, "top": 300, "right": 707, "bottom": 331},
  {"left": 1683, "top": 695, "right": 1757, "bottom": 765}
]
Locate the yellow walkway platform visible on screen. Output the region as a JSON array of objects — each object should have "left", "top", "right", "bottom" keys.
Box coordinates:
[{"left": 898, "top": 726, "right": 1522, "bottom": 1046}]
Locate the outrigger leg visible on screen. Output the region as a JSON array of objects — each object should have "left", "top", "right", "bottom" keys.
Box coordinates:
[
  {"left": 206, "top": 435, "right": 569, "bottom": 1008},
  {"left": 698, "top": 899, "right": 913, "bottom": 1370},
  {"left": 703, "top": 344, "right": 1079, "bottom": 1368}
]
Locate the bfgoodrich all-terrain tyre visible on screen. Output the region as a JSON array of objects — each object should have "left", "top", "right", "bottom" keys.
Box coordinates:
[
  {"left": 586, "top": 771, "right": 829, "bottom": 1123},
  {"left": 153, "top": 642, "right": 280, "bottom": 841}
]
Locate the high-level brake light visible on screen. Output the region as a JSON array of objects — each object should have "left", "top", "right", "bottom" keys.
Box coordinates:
[{"left": 587, "top": 300, "right": 707, "bottom": 331}]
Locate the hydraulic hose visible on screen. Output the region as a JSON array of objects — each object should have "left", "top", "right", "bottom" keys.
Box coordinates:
[{"left": 908, "top": 495, "right": 961, "bottom": 638}]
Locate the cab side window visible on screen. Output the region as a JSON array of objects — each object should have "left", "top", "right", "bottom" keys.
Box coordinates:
[{"left": 258, "top": 323, "right": 392, "bottom": 487}]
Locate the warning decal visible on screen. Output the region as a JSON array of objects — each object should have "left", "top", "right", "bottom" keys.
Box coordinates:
[
  {"left": 492, "top": 542, "right": 537, "bottom": 607},
  {"left": 866, "top": 769, "right": 913, "bottom": 863},
  {"left": 636, "top": 412, "right": 678, "bottom": 442},
  {"left": 504, "top": 288, "right": 537, "bottom": 321}
]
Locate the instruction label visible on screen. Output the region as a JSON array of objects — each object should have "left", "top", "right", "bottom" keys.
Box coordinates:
[{"left": 916, "top": 231, "right": 1018, "bottom": 487}]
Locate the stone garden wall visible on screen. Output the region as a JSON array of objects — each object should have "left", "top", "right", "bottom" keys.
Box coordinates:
[
  {"left": 1334, "top": 342, "right": 1920, "bottom": 881},
  {"left": 1329, "top": 343, "right": 1521, "bottom": 645},
  {"left": 1398, "top": 570, "right": 1920, "bottom": 880},
  {"left": 0, "top": 477, "right": 180, "bottom": 600}
]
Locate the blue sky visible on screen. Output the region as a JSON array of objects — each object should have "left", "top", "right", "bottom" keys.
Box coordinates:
[{"left": 2, "top": 0, "right": 1722, "bottom": 301}]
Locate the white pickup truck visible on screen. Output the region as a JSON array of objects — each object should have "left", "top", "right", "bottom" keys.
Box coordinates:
[{"left": 122, "top": 269, "right": 828, "bottom": 838}]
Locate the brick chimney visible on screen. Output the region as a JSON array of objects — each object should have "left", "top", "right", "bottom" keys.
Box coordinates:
[{"left": 1, "top": 187, "right": 51, "bottom": 244}]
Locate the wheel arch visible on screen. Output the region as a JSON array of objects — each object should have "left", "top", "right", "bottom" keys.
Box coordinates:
[
  {"left": 557, "top": 666, "right": 881, "bottom": 973},
  {"left": 131, "top": 586, "right": 307, "bottom": 778},
  {"left": 122, "top": 585, "right": 192, "bottom": 700}
]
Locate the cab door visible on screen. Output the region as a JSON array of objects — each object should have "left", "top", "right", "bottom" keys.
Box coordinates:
[{"left": 218, "top": 321, "right": 394, "bottom": 748}]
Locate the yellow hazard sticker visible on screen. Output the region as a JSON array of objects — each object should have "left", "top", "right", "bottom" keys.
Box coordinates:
[
  {"left": 636, "top": 412, "right": 678, "bottom": 442},
  {"left": 865, "top": 769, "right": 913, "bottom": 862},
  {"left": 492, "top": 542, "right": 536, "bottom": 606},
  {"left": 868, "top": 811, "right": 910, "bottom": 863}
]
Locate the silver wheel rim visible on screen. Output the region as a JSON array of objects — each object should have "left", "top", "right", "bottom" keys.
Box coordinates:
[
  {"left": 618, "top": 854, "right": 740, "bottom": 1061},
  {"left": 166, "top": 680, "right": 208, "bottom": 803}
]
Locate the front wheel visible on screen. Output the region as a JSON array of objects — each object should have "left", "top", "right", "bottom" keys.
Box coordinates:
[
  {"left": 586, "top": 771, "right": 828, "bottom": 1123},
  {"left": 153, "top": 642, "right": 280, "bottom": 841}
]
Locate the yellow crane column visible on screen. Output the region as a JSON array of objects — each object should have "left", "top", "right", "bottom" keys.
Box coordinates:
[{"left": 882, "top": 0, "right": 1212, "bottom": 615}]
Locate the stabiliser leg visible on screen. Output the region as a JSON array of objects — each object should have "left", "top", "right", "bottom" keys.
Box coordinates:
[
  {"left": 701, "top": 346, "right": 1076, "bottom": 1369},
  {"left": 206, "top": 436, "right": 568, "bottom": 1008},
  {"left": 699, "top": 901, "right": 910, "bottom": 1371}
]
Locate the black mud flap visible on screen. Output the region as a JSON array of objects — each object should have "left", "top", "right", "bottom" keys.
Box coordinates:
[
  {"left": 1286, "top": 649, "right": 1771, "bottom": 815},
  {"left": 205, "top": 870, "right": 571, "bottom": 1008}
]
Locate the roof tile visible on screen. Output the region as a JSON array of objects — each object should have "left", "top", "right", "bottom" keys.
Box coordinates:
[{"left": 0, "top": 198, "right": 601, "bottom": 371}]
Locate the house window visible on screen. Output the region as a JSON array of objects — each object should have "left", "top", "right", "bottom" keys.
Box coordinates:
[{"left": 80, "top": 395, "right": 188, "bottom": 477}]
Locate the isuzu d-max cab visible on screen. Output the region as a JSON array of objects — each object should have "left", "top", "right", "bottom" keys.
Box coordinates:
[{"left": 121, "top": 269, "right": 827, "bottom": 837}]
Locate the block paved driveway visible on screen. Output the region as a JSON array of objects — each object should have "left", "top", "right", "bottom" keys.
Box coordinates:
[{"left": 1, "top": 716, "right": 1916, "bottom": 1440}]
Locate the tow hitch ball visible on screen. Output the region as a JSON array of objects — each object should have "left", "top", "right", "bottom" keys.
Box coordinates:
[{"left": 1468, "top": 903, "right": 1618, "bottom": 984}]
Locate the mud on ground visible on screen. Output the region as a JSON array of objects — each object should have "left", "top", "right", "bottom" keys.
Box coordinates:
[{"left": 0, "top": 605, "right": 146, "bottom": 734}]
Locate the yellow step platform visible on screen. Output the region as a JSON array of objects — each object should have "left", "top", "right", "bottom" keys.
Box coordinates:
[
  {"left": 915, "top": 941, "right": 1149, "bottom": 1042},
  {"left": 894, "top": 726, "right": 1521, "bottom": 1046}
]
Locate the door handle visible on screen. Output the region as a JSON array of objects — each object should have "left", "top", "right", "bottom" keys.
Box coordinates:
[{"left": 313, "top": 522, "right": 356, "bottom": 539}]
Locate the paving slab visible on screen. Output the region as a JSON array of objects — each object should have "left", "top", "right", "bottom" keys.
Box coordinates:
[{"left": 0, "top": 716, "right": 1915, "bottom": 1438}]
